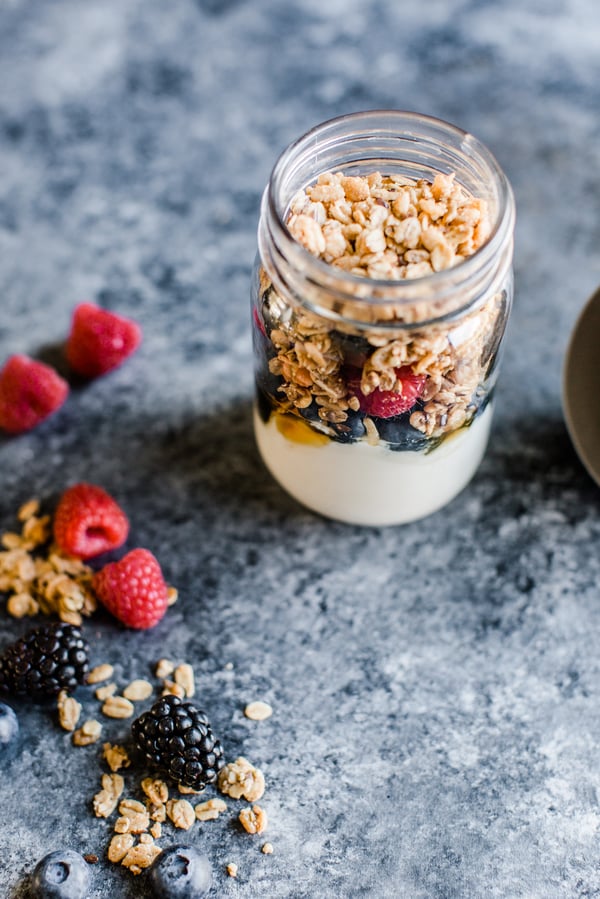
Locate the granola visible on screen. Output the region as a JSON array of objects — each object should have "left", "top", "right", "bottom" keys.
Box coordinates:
[
  {"left": 166, "top": 798, "right": 195, "bottom": 830},
  {"left": 218, "top": 757, "right": 265, "bottom": 802},
  {"left": 0, "top": 499, "right": 96, "bottom": 623},
  {"left": 239, "top": 804, "right": 268, "bottom": 835},
  {"left": 255, "top": 169, "right": 507, "bottom": 444}
]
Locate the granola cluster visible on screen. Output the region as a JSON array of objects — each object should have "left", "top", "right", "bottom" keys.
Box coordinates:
[
  {"left": 68, "top": 655, "right": 273, "bottom": 879},
  {"left": 0, "top": 499, "right": 96, "bottom": 624},
  {"left": 258, "top": 170, "right": 505, "bottom": 441}
]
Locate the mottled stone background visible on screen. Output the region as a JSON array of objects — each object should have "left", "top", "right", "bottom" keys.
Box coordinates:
[{"left": 1, "top": 1, "right": 600, "bottom": 897}]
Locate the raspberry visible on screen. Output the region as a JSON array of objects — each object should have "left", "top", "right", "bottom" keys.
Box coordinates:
[
  {"left": 66, "top": 302, "right": 142, "bottom": 378},
  {"left": 53, "top": 483, "right": 129, "bottom": 560},
  {"left": 0, "top": 354, "right": 69, "bottom": 434},
  {"left": 93, "top": 548, "right": 169, "bottom": 629},
  {"left": 347, "top": 365, "right": 426, "bottom": 419}
]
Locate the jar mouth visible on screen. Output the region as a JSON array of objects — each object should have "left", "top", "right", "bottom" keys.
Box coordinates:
[{"left": 265, "top": 109, "right": 515, "bottom": 311}]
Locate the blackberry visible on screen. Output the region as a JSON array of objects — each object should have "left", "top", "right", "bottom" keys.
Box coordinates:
[
  {"left": 0, "top": 623, "right": 89, "bottom": 697},
  {"left": 132, "top": 694, "right": 224, "bottom": 790}
]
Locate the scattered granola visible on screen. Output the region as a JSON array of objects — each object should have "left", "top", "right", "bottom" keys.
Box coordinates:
[
  {"left": 161, "top": 679, "right": 185, "bottom": 698},
  {"left": 57, "top": 690, "right": 82, "bottom": 732},
  {"left": 141, "top": 777, "right": 169, "bottom": 806},
  {"left": 155, "top": 658, "right": 175, "bottom": 679},
  {"left": 93, "top": 773, "right": 125, "bottom": 818},
  {"left": 218, "top": 757, "right": 265, "bottom": 802},
  {"left": 244, "top": 701, "right": 273, "bottom": 721},
  {"left": 120, "top": 839, "right": 161, "bottom": 875},
  {"left": 166, "top": 798, "right": 196, "bottom": 830},
  {"left": 122, "top": 679, "right": 153, "bottom": 701},
  {"left": 226, "top": 862, "right": 238, "bottom": 878},
  {"left": 101, "top": 695, "right": 135, "bottom": 719},
  {"left": 115, "top": 799, "right": 150, "bottom": 834},
  {"left": 262, "top": 842, "right": 273, "bottom": 855},
  {"left": 95, "top": 682, "right": 117, "bottom": 701},
  {"left": 195, "top": 798, "right": 227, "bottom": 822},
  {"left": 107, "top": 832, "right": 135, "bottom": 863},
  {"left": 87, "top": 663, "right": 114, "bottom": 685},
  {"left": 0, "top": 498, "right": 96, "bottom": 625},
  {"left": 239, "top": 805, "right": 268, "bottom": 835},
  {"left": 72, "top": 719, "right": 102, "bottom": 747},
  {"left": 103, "top": 743, "right": 131, "bottom": 773},
  {"left": 173, "top": 663, "right": 195, "bottom": 698}
]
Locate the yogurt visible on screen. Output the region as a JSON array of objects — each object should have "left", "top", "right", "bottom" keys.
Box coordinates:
[{"left": 254, "top": 403, "right": 493, "bottom": 526}]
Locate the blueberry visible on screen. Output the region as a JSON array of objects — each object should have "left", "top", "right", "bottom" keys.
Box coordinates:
[
  {"left": 31, "top": 850, "right": 90, "bottom": 899},
  {"left": 376, "top": 415, "right": 431, "bottom": 452},
  {"left": 330, "top": 410, "right": 366, "bottom": 444},
  {"left": 0, "top": 702, "right": 18, "bottom": 757},
  {"left": 149, "top": 845, "right": 212, "bottom": 898}
]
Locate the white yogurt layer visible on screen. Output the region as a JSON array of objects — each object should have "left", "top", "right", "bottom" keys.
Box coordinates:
[{"left": 254, "top": 403, "right": 493, "bottom": 526}]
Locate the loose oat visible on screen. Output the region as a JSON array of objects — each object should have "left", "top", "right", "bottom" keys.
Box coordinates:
[
  {"left": 166, "top": 798, "right": 195, "bottom": 830},
  {"left": 147, "top": 802, "right": 167, "bottom": 823},
  {"left": 218, "top": 757, "right": 265, "bottom": 802},
  {"left": 155, "top": 658, "right": 175, "bottom": 679},
  {"left": 178, "top": 784, "right": 204, "bottom": 796},
  {"left": 103, "top": 743, "right": 131, "bottom": 773},
  {"left": 244, "top": 701, "right": 273, "bottom": 721},
  {"left": 115, "top": 799, "right": 150, "bottom": 834},
  {"left": 95, "top": 682, "right": 117, "bottom": 702},
  {"left": 57, "top": 690, "right": 82, "bottom": 732},
  {"left": 102, "top": 695, "right": 135, "bottom": 719},
  {"left": 87, "top": 664, "right": 114, "bottom": 684},
  {"left": 162, "top": 680, "right": 185, "bottom": 699},
  {"left": 173, "top": 663, "right": 195, "bottom": 698},
  {"left": 72, "top": 719, "right": 102, "bottom": 746},
  {"left": 141, "top": 777, "right": 169, "bottom": 806},
  {"left": 122, "top": 679, "right": 153, "bottom": 701},
  {"left": 150, "top": 822, "right": 162, "bottom": 839},
  {"left": 121, "top": 840, "right": 161, "bottom": 874},
  {"left": 107, "top": 832, "right": 135, "bottom": 863},
  {"left": 167, "top": 586, "right": 178, "bottom": 606},
  {"left": 262, "top": 842, "right": 273, "bottom": 854},
  {"left": 93, "top": 774, "right": 125, "bottom": 818},
  {"left": 227, "top": 862, "right": 238, "bottom": 878},
  {"left": 239, "top": 805, "right": 268, "bottom": 835},
  {"left": 195, "top": 798, "right": 227, "bottom": 822}
]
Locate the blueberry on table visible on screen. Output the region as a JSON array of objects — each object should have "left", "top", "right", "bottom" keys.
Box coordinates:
[
  {"left": 31, "top": 850, "right": 91, "bottom": 899},
  {"left": 149, "top": 845, "right": 212, "bottom": 898},
  {"left": 0, "top": 702, "right": 18, "bottom": 756}
]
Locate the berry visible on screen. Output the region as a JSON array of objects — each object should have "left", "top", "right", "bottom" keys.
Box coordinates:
[
  {"left": 0, "top": 623, "right": 89, "bottom": 697},
  {"left": 53, "top": 483, "right": 129, "bottom": 560},
  {"left": 0, "top": 355, "right": 68, "bottom": 434},
  {"left": 31, "top": 849, "right": 91, "bottom": 899},
  {"left": 132, "top": 694, "right": 225, "bottom": 790},
  {"left": 66, "top": 302, "right": 142, "bottom": 378},
  {"left": 149, "top": 845, "right": 212, "bottom": 899},
  {"left": 0, "top": 702, "right": 19, "bottom": 757},
  {"left": 93, "top": 548, "right": 169, "bottom": 629},
  {"left": 376, "top": 417, "right": 431, "bottom": 452},
  {"left": 346, "top": 365, "right": 426, "bottom": 419}
]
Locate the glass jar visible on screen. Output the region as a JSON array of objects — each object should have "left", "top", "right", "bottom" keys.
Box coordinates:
[{"left": 252, "top": 110, "right": 515, "bottom": 526}]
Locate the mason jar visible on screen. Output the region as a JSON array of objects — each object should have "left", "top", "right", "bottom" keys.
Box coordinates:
[{"left": 252, "top": 111, "right": 515, "bottom": 526}]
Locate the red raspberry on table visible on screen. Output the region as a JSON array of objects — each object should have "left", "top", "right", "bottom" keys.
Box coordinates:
[
  {"left": 66, "top": 302, "right": 142, "bottom": 378},
  {"left": 93, "top": 549, "right": 169, "bottom": 629},
  {"left": 0, "top": 354, "right": 69, "bottom": 434},
  {"left": 347, "top": 365, "right": 427, "bottom": 419},
  {"left": 53, "top": 483, "right": 129, "bottom": 560}
]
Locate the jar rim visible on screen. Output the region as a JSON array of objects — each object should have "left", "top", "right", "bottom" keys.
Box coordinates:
[{"left": 265, "top": 109, "right": 515, "bottom": 307}]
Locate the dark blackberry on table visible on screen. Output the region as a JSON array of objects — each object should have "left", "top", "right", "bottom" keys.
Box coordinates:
[
  {"left": 0, "top": 623, "right": 89, "bottom": 697},
  {"left": 132, "top": 694, "right": 224, "bottom": 790}
]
